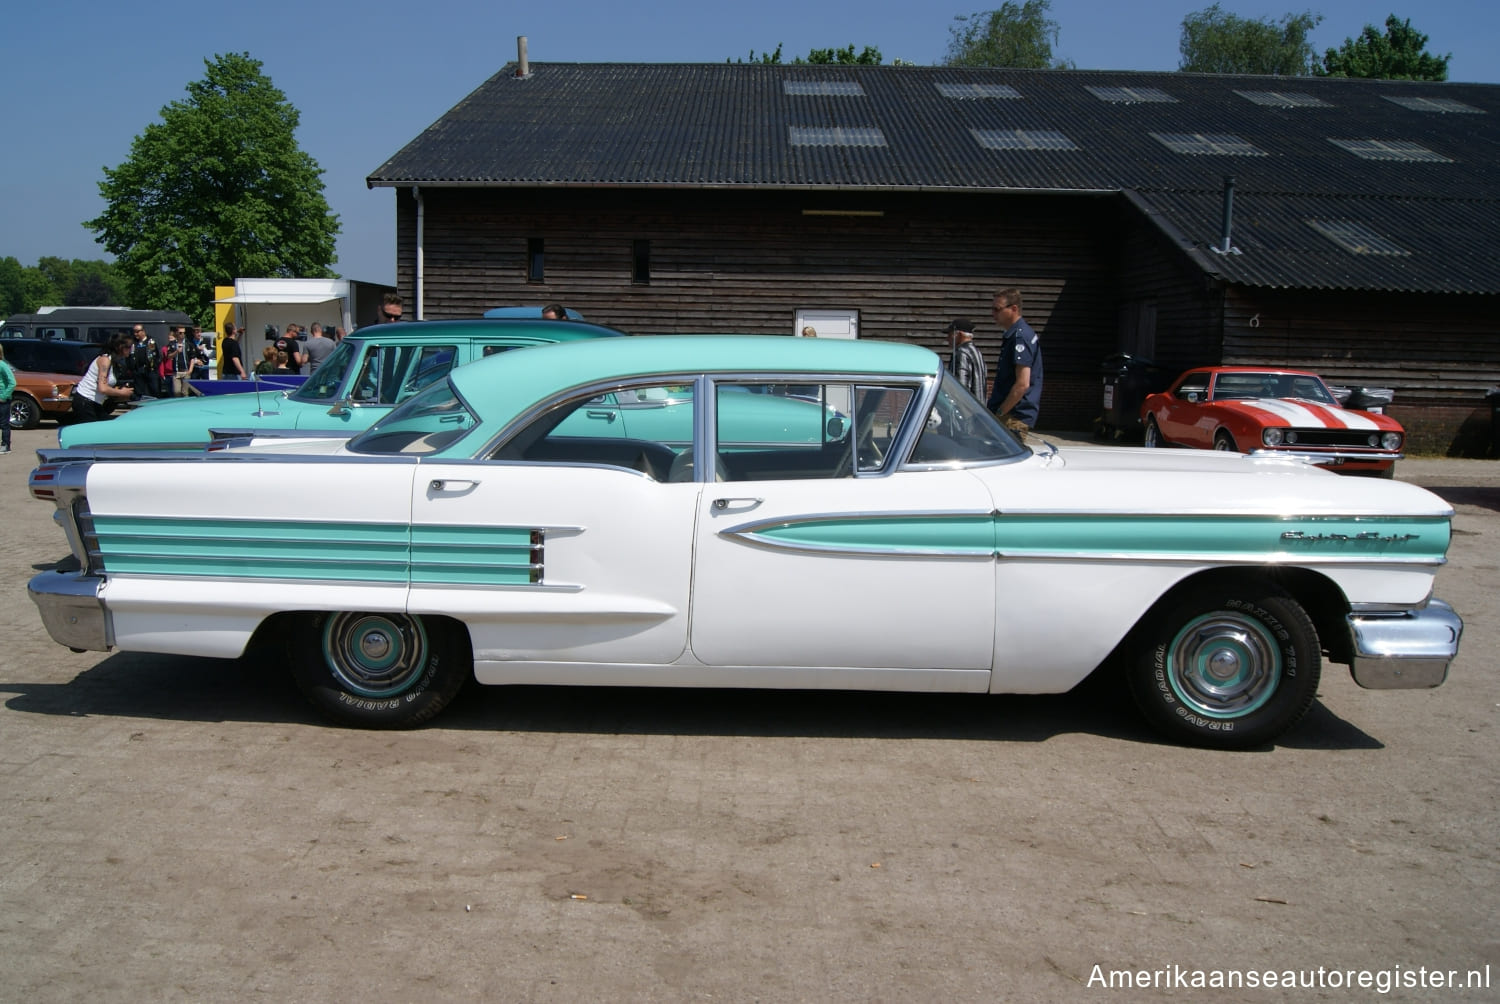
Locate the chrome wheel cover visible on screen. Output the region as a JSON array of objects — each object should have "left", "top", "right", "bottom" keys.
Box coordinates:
[
  {"left": 1166, "top": 612, "right": 1280, "bottom": 719},
  {"left": 321, "top": 612, "right": 429, "bottom": 698}
]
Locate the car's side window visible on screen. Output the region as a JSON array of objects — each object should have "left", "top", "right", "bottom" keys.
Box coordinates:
[
  {"left": 1177, "top": 382, "right": 1208, "bottom": 400},
  {"left": 908, "top": 373, "right": 1026, "bottom": 466},
  {"left": 712, "top": 382, "right": 909, "bottom": 481},
  {"left": 351, "top": 344, "right": 457, "bottom": 404},
  {"left": 495, "top": 384, "right": 686, "bottom": 480}
]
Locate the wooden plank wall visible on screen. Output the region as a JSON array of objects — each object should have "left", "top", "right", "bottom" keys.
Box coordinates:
[{"left": 396, "top": 188, "right": 1123, "bottom": 429}]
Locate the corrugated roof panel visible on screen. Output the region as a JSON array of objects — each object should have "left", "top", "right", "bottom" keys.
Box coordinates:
[{"left": 367, "top": 64, "right": 1500, "bottom": 292}]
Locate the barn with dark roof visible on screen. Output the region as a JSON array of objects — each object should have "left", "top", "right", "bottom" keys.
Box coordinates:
[{"left": 368, "top": 59, "right": 1500, "bottom": 451}]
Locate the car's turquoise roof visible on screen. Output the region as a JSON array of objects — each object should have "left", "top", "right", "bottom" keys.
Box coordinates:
[
  {"left": 346, "top": 317, "right": 623, "bottom": 339},
  {"left": 447, "top": 334, "right": 943, "bottom": 421}
]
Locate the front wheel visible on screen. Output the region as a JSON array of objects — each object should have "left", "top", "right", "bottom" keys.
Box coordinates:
[
  {"left": 1127, "top": 581, "right": 1321, "bottom": 749},
  {"left": 9, "top": 395, "right": 42, "bottom": 430},
  {"left": 290, "top": 612, "right": 470, "bottom": 727},
  {"left": 1213, "top": 430, "right": 1238, "bottom": 452},
  {"left": 1143, "top": 415, "right": 1163, "bottom": 447}
]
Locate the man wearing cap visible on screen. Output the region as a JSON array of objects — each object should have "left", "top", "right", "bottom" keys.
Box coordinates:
[{"left": 945, "top": 318, "right": 986, "bottom": 400}]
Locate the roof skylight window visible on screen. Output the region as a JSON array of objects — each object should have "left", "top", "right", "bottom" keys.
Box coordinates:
[
  {"left": 936, "top": 83, "right": 1022, "bottom": 100},
  {"left": 1328, "top": 139, "right": 1452, "bottom": 162},
  {"left": 1383, "top": 95, "right": 1482, "bottom": 114},
  {"left": 789, "top": 126, "right": 887, "bottom": 147},
  {"left": 971, "top": 129, "right": 1078, "bottom": 151},
  {"left": 1151, "top": 133, "right": 1265, "bottom": 156},
  {"left": 783, "top": 81, "right": 865, "bottom": 97},
  {"left": 1235, "top": 90, "right": 1330, "bottom": 109},
  {"left": 1087, "top": 86, "right": 1175, "bottom": 104},
  {"left": 1306, "top": 219, "right": 1410, "bottom": 256}
]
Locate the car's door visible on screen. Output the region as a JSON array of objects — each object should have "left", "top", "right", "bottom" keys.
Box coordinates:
[
  {"left": 409, "top": 383, "right": 699, "bottom": 672},
  {"left": 1155, "top": 371, "right": 1213, "bottom": 447},
  {"left": 687, "top": 380, "right": 996, "bottom": 689}
]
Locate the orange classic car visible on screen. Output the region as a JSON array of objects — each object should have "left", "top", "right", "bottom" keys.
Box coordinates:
[{"left": 1141, "top": 367, "right": 1404, "bottom": 477}]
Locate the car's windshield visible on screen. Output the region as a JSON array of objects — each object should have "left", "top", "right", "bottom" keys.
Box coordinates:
[
  {"left": 289, "top": 339, "right": 358, "bottom": 402},
  {"left": 908, "top": 373, "right": 1028, "bottom": 465},
  {"left": 345, "top": 379, "right": 479, "bottom": 455},
  {"left": 1212, "top": 372, "right": 1337, "bottom": 405}
]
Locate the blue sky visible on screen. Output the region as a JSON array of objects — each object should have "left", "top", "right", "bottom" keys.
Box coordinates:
[{"left": 3, "top": 0, "right": 1495, "bottom": 287}]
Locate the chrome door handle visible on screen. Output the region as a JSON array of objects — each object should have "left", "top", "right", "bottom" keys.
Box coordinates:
[
  {"left": 712, "top": 497, "right": 763, "bottom": 511},
  {"left": 429, "top": 479, "right": 480, "bottom": 492}
]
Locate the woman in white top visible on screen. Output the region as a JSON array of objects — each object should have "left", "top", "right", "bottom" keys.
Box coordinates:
[{"left": 71, "top": 334, "right": 135, "bottom": 423}]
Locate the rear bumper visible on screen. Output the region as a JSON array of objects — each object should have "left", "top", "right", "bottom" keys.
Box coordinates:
[
  {"left": 28, "top": 571, "right": 113, "bottom": 652},
  {"left": 1347, "top": 599, "right": 1462, "bottom": 689}
]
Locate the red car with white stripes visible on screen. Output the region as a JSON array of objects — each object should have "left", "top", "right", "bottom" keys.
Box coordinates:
[{"left": 1141, "top": 367, "right": 1404, "bottom": 477}]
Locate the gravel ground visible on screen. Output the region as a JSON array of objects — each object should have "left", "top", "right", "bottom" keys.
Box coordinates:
[{"left": 0, "top": 423, "right": 1495, "bottom": 1002}]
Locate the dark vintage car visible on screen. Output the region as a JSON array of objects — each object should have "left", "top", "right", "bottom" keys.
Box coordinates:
[{"left": 1142, "top": 366, "right": 1405, "bottom": 477}]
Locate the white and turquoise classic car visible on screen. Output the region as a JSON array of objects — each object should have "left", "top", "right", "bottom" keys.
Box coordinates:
[
  {"left": 28, "top": 336, "right": 1462, "bottom": 748},
  {"left": 55, "top": 318, "right": 624, "bottom": 450}
]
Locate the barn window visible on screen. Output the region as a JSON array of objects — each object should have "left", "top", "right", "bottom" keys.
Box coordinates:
[
  {"left": 1086, "top": 86, "right": 1175, "bottom": 104},
  {"left": 632, "top": 239, "right": 650, "bottom": 285},
  {"left": 1151, "top": 133, "right": 1265, "bottom": 156},
  {"left": 971, "top": 129, "right": 1078, "bottom": 151},
  {"left": 1306, "top": 220, "right": 1410, "bottom": 256},
  {"left": 1329, "top": 138, "right": 1453, "bottom": 162},
  {"left": 935, "top": 83, "right": 1021, "bottom": 100},
  {"left": 1235, "top": 90, "right": 1330, "bottom": 108},
  {"left": 783, "top": 80, "right": 865, "bottom": 97},
  {"left": 1383, "top": 96, "right": 1482, "bottom": 115},
  {"left": 528, "top": 239, "right": 544, "bottom": 283},
  {"left": 789, "top": 126, "right": 887, "bottom": 147}
]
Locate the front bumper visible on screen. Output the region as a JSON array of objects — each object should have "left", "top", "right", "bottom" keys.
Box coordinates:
[
  {"left": 28, "top": 571, "right": 113, "bottom": 652},
  {"left": 1250, "top": 448, "right": 1401, "bottom": 466},
  {"left": 1347, "top": 599, "right": 1462, "bottom": 689}
]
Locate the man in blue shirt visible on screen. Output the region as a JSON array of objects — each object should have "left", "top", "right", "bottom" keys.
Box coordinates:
[{"left": 986, "top": 288, "right": 1043, "bottom": 442}]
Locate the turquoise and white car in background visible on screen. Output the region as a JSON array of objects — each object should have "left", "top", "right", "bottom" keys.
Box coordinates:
[
  {"left": 28, "top": 336, "right": 1462, "bottom": 749},
  {"left": 55, "top": 318, "right": 625, "bottom": 450}
]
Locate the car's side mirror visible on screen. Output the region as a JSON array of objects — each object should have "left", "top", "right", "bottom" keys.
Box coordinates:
[
  {"left": 327, "top": 400, "right": 352, "bottom": 418},
  {"left": 826, "top": 415, "right": 848, "bottom": 440},
  {"left": 1186, "top": 391, "right": 1201, "bottom": 403}
]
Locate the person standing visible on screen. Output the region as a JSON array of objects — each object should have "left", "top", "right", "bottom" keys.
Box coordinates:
[
  {"left": 128, "top": 324, "right": 159, "bottom": 399},
  {"left": 275, "top": 324, "right": 305, "bottom": 374},
  {"left": 157, "top": 330, "right": 180, "bottom": 397},
  {"left": 220, "top": 323, "right": 247, "bottom": 379},
  {"left": 986, "top": 289, "right": 1043, "bottom": 442},
  {"left": 72, "top": 334, "right": 136, "bottom": 422},
  {"left": 379, "top": 293, "right": 404, "bottom": 323},
  {"left": 0, "top": 344, "right": 15, "bottom": 453},
  {"left": 944, "top": 318, "right": 986, "bottom": 400},
  {"left": 303, "top": 322, "right": 335, "bottom": 374}
]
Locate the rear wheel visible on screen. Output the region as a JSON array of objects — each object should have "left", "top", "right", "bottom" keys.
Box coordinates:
[
  {"left": 1127, "top": 580, "right": 1321, "bottom": 749},
  {"left": 9, "top": 394, "right": 41, "bottom": 430},
  {"left": 290, "top": 612, "right": 470, "bottom": 727},
  {"left": 1213, "top": 430, "right": 1238, "bottom": 452}
]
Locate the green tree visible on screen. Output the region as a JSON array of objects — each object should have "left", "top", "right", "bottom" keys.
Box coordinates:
[
  {"left": 1317, "top": 15, "right": 1449, "bottom": 80},
  {"left": 1179, "top": 4, "right": 1323, "bottom": 75},
  {"left": 733, "top": 43, "right": 884, "bottom": 65},
  {"left": 944, "top": 2, "right": 1068, "bottom": 69},
  {"left": 86, "top": 52, "right": 338, "bottom": 325},
  {"left": 0, "top": 257, "right": 25, "bottom": 317}
]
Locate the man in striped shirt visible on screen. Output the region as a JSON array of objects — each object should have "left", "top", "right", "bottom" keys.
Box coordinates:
[{"left": 945, "top": 318, "right": 986, "bottom": 401}]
